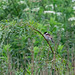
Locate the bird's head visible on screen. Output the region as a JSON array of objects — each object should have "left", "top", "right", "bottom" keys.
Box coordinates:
[{"left": 44, "top": 32, "right": 47, "bottom": 34}]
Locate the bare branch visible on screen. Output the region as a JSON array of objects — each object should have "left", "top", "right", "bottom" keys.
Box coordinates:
[{"left": 27, "top": 24, "right": 54, "bottom": 54}]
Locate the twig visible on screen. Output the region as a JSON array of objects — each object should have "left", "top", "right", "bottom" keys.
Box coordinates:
[{"left": 27, "top": 24, "right": 54, "bottom": 54}]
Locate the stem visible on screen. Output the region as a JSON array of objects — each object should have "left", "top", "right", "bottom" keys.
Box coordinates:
[{"left": 27, "top": 24, "right": 54, "bottom": 54}]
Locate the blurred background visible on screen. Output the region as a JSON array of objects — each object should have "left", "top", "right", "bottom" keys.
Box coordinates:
[{"left": 0, "top": 0, "right": 75, "bottom": 75}]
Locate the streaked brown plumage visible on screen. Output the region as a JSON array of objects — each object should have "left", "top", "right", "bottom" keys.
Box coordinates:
[{"left": 44, "top": 32, "right": 54, "bottom": 43}]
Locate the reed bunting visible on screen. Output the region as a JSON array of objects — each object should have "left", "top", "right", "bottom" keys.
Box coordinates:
[{"left": 44, "top": 32, "right": 54, "bottom": 43}]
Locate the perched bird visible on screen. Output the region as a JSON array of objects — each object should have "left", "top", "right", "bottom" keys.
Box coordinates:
[{"left": 44, "top": 32, "right": 54, "bottom": 43}]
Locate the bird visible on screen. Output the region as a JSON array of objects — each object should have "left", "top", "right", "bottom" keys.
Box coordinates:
[{"left": 44, "top": 32, "right": 54, "bottom": 43}]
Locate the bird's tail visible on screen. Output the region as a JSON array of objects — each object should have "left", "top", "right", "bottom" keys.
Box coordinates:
[{"left": 51, "top": 39, "right": 54, "bottom": 43}]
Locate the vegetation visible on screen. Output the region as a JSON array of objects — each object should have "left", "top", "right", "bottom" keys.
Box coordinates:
[{"left": 0, "top": 0, "right": 75, "bottom": 75}]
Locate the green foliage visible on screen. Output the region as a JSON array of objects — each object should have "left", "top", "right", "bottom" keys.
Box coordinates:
[{"left": 0, "top": 0, "right": 75, "bottom": 75}]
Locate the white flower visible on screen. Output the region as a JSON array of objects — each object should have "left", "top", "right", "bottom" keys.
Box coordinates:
[
  {"left": 45, "top": 4, "right": 57, "bottom": 9},
  {"left": 44, "top": 11, "right": 62, "bottom": 16},
  {"left": 73, "top": 6, "right": 75, "bottom": 10},
  {"left": 18, "top": 1, "right": 26, "bottom": 4},
  {"left": 56, "top": 12, "right": 62, "bottom": 16},
  {"left": 61, "top": 28, "right": 64, "bottom": 31},
  {"left": 45, "top": 4, "right": 54, "bottom": 9},
  {"left": 31, "top": 7, "right": 40, "bottom": 12},
  {"left": 55, "top": 4, "right": 57, "bottom": 7},
  {"left": 68, "top": 17, "right": 75, "bottom": 21},
  {"left": 54, "top": 25, "right": 58, "bottom": 28},
  {"left": 23, "top": 8, "right": 30, "bottom": 11},
  {"left": 3, "top": 5, "right": 7, "bottom": 9},
  {"left": 72, "top": 0, "right": 75, "bottom": 2},
  {"left": 44, "top": 11, "right": 55, "bottom": 14},
  {"left": 20, "top": 1, "right": 25, "bottom": 3}
]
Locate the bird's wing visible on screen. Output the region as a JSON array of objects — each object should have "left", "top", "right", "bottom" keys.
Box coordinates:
[{"left": 46, "top": 33, "right": 50, "bottom": 36}]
